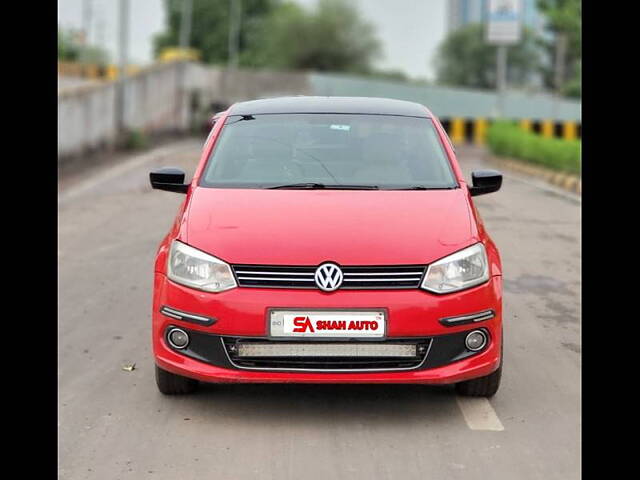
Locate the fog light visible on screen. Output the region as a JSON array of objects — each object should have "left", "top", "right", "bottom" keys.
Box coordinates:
[
  {"left": 465, "top": 330, "right": 487, "bottom": 351},
  {"left": 167, "top": 328, "right": 189, "bottom": 349}
]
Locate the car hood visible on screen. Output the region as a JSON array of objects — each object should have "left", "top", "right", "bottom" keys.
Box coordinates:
[{"left": 185, "top": 187, "right": 478, "bottom": 265}]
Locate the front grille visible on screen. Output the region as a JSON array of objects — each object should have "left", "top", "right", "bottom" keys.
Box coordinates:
[
  {"left": 231, "top": 264, "right": 426, "bottom": 290},
  {"left": 222, "top": 337, "right": 431, "bottom": 371}
]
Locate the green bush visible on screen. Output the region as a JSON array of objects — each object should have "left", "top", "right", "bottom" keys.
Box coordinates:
[
  {"left": 486, "top": 121, "right": 581, "bottom": 174},
  {"left": 124, "top": 129, "right": 148, "bottom": 150}
]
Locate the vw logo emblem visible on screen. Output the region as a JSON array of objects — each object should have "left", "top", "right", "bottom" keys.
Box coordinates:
[{"left": 314, "top": 263, "right": 343, "bottom": 292}]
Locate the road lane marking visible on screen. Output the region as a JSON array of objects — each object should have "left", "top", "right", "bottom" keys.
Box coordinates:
[
  {"left": 456, "top": 396, "right": 504, "bottom": 431},
  {"left": 457, "top": 148, "right": 581, "bottom": 203},
  {"left": 500, "top": 170, "right": 581, "bottom": 204},
  {"left": 58, "top": 139, "right": 200, "bottom": 204}
]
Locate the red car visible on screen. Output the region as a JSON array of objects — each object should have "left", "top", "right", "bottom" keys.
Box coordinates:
[{"left": 150, "top": 97, "right": 503, "bottom": 397}]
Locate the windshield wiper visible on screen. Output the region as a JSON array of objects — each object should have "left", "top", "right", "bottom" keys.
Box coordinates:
[
  {"left": 391, "top": 186, "right": 456, "bottom": 190},
  {"left": 225, "top": 114, "right": 255, "bottom": 125},
  {"left": 267, "top": 183, "right": 379, "bottom": 190},
  {"left": 267, "top": 182, "right": 326, "bottom": 189}
]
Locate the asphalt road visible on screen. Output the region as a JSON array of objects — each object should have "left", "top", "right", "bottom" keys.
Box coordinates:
[{"left": 58, "top": 139, "right": 581, "bottom": 480}]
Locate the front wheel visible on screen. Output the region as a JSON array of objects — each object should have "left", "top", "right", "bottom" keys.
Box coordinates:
[
  {"left": 155, "top": 364, "right": 199, "bottom": 395},
  {"left": 456, "top": 331, "right": 503, "bottom": 397},
  {"left": 455, "top": 364, "right": 502, "bottom": 397}
]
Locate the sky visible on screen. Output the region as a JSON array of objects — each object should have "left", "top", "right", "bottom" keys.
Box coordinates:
[{"left": 57, "top": 0, "right": 448, "bottom": 81}]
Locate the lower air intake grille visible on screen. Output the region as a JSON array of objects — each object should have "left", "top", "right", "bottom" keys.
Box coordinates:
[
  {"left": 231, "top": 264, "right": 426, "bottom": 290},
  {"left": 222, "top": 337, "right": 431, "bottom": 371}
]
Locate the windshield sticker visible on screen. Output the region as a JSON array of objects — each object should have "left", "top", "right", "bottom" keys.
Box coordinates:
[{"left": 330, "top": 124, "right": 351, "bottom": 131}]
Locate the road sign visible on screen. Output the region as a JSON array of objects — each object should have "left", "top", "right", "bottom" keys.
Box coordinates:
[{"left": 486, "top": 0, "right": 522, "bottom": 45}]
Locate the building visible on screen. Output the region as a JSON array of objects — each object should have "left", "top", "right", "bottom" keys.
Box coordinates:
[
  {"left": 447, "top": 0, "right": 547, "bottom": 37},
  {"left": 446, "top": 0, "right": 551, "bottom": 90}
]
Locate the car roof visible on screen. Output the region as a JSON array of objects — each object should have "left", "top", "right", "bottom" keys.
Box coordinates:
[{"left": 227, "top": 96, "right": 432, "bottom": 118}]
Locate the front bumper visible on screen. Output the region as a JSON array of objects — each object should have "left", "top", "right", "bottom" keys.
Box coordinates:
[{"left": 152, "top": 273, "right": 502, "bottom": 384}]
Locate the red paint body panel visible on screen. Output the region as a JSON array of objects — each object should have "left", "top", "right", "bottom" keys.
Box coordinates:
[
  {"left": 153, "top": 276, "right": 502, "bottom": 384},
  {"left": 155, "top": 341, "right": 500, "bottom": 384},
  {"left": 152, "top": 104, "right": 503, "bottom": 384},
  {"left": 153, "top": 273, "right": 502, "bottom": 337},
  {"left": 184, "top": 188, "right": 477, "bottom": 265}
]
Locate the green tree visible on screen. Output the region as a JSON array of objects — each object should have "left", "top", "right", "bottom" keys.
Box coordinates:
[
  {"left": 154, "top": 0, "right": 381, "bottom": 74},
  {"left": 153, "top": 0, "right": 276, "bottom": 65},
  {"left": 562, "top": 59, "right": 581, "bottom": 98},
  {"left": 537, "top": 0, "right": 581, "bottom": 97},
  {"left": 434, "top": 23, "right": 541, "bottom": 90},
  {"left": 58, "top": 27, "right": 110, "bottom": 65},
  {"left": 81, "top": 46, "right": 110, "bottom": 65},
  {"left": 58, "top": 28, "right": 80, "bottom": 61},
  {"left": 246, "top": 0, "right": 381, "bottom": 73}
]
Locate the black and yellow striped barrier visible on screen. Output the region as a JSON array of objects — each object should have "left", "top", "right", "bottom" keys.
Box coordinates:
[{"left": 443, "top": 117, "right": 581, "bottom": 145}]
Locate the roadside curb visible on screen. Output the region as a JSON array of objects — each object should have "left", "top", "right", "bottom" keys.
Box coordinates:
[
  {"left": 58, "top": 138, "right": 201, "bottom": 205},
  {"left": 483, "top": 152, "right": 581, "bottom": 195}
]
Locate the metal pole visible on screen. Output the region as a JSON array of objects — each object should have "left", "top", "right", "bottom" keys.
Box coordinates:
[
  {"left": 116, "top": 0, "right": 130, "bottom": 137},
  {"left": 96, "top": 5, "right": 105, "bottom": 48},
  {"left": 496, "top": 45, "right": 507, "bottom": 118},
  {"left": 179, "top": 0, "right": 193, "bottom": 50},
  {"left": 554, "top": 33, "right": 568, "bottom": 95},
  {"left": 118, "top": 0, "right": 129, "bottom": 77},
  {"left": 228, "top": 0, "right": 242, "bottom": 69},
  {"left": 551, "top": 32, "right": 567, "bottom": 121},
  {"left": 177, "top": 0, "right": 194, "bottom": 133},
  {"left": 80, "top": 0, "right": 93, "bottom": 64}
]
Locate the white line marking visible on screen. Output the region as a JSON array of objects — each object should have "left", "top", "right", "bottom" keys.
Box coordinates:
[
  {"left": 458, "top": 147, "right": 581, "bottom": 203},
  {"left": 501, "top": 170, "right": 581, "bottom": 203},
  {"left": 58, "top": 139, "right": 200, "bottom": 204},
  {"left": 456, "top": 396, "right": 504, "bottom": 431}
]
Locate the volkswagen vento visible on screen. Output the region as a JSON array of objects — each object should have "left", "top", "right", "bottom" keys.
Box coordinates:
[{"left": 150, "top": 96, "right": 503, "bottom": 396}]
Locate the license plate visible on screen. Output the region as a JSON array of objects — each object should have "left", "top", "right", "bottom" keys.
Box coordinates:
[{"left": 269, "top": 310, "right": 386, "bottom": 338}]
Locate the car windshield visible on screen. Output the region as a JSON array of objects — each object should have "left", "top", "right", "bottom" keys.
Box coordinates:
[{"left": 200, "top": 113, "right": 458, "bottom": 189}]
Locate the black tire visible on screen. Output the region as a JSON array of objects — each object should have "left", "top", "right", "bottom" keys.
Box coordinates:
[
  {"left": 155, "top": 364, "right": 198, "bottom": 395},
  {"left": 455, "top": 330, "right": 503, "bottom": 397},
  {"left": 455, "top": 363, "right": 502, "bottom": 397}
]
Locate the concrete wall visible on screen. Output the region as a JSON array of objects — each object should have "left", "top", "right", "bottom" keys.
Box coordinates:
[
  {"left": 58, "top": 82, "right": 117, "bottom": 158},
  {"left": 214, "top": 68, "right": 311, "bottom": 104},
  {"left": 58, "top": 62, "right": 191, "bottom": 159},
  {"left": 184, "top": 65, "right": 311, "bottom": 112},
  {"left": 58, "top": 61, "right": 582, "bottom": 160},
  {"left": 122, "top": 62, "right": 190, "bottom": 133},
  {"left": 310, "top": 73, "right": 582, "bottom": 122},
  {"left": 58, "top": 62, "right": 311, "bottom": 159}
]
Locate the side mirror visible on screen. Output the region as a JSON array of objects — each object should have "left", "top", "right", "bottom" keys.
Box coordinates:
[
  {"left": 469, "top": 170, "right": 502, "bottom": 197},
  {"left": 149, "top": 167, "right": 189, "bottom": 194}
]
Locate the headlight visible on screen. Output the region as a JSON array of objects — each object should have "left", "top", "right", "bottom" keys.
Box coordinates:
[
  {"left": 167, "top": 240, "right": 237, "bottom": 293},
  {"left": 421, "top": 243, "right": 489, "bottom": 294}
]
